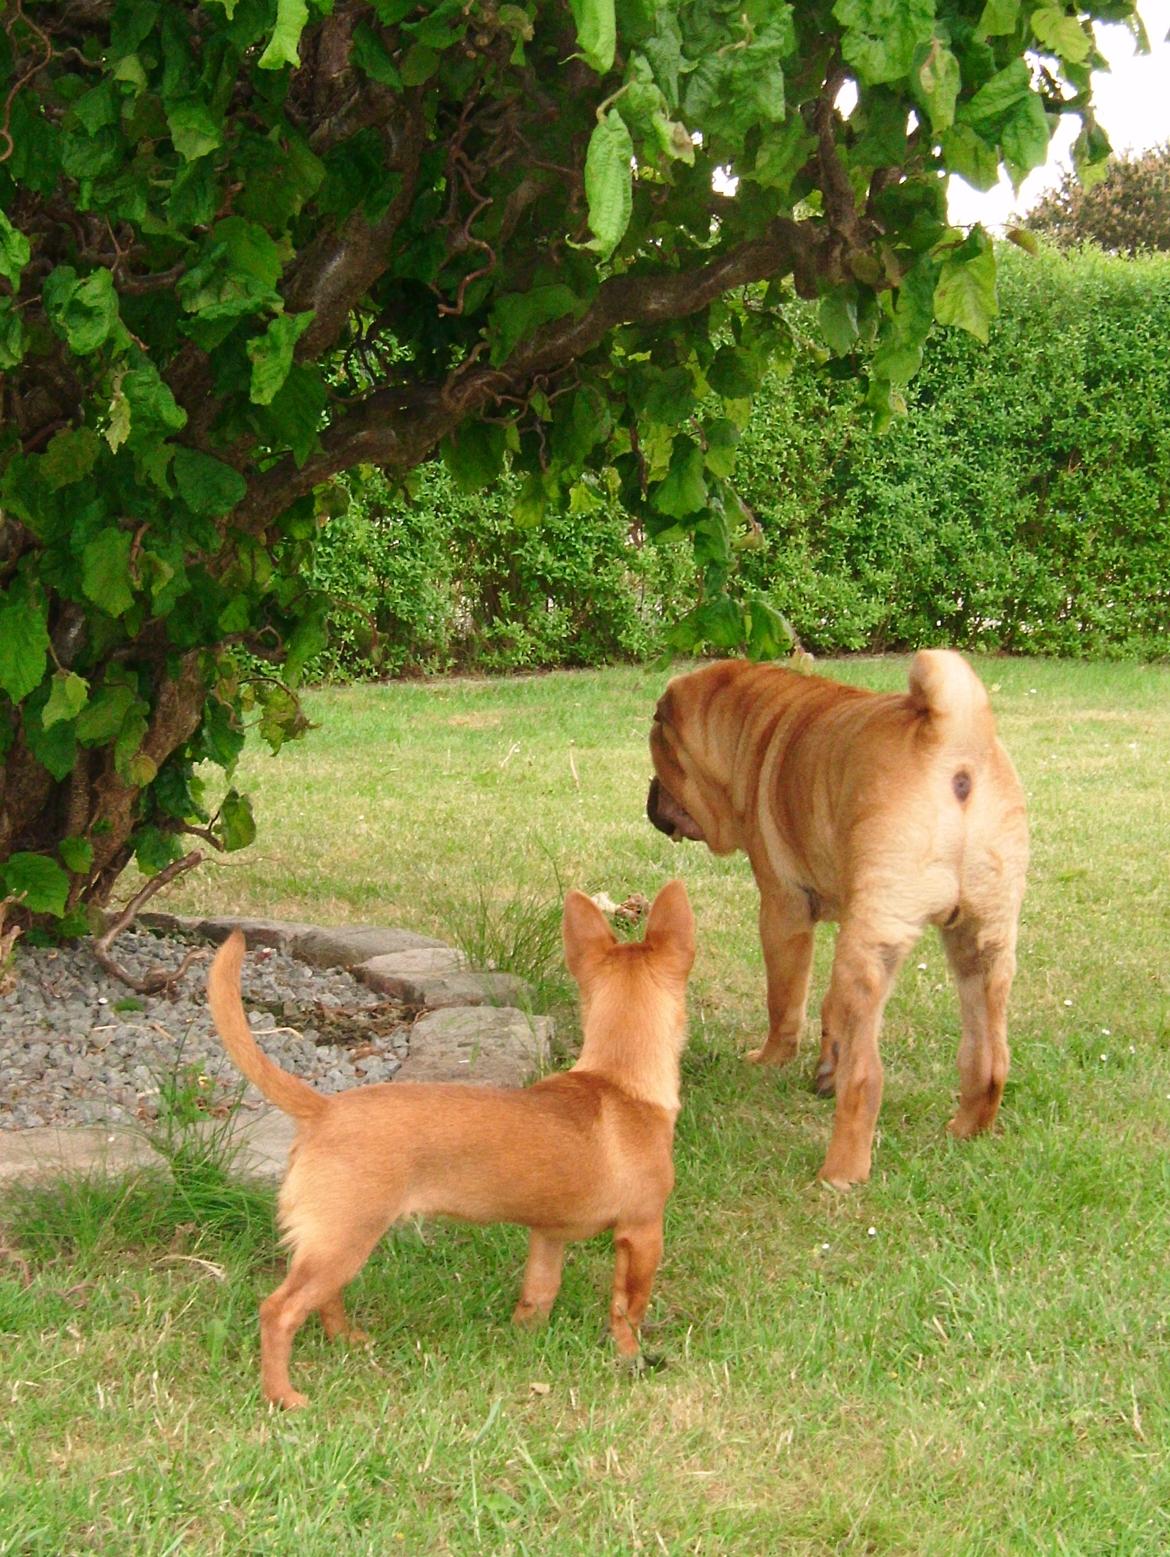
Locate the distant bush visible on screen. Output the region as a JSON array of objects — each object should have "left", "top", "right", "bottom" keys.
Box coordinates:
[
  {"left": 312, "top": 244, "right": 1170, "bottom": 676},
  {"left": 1019, "top": 142, "right": 1170, "bottom": 255}
]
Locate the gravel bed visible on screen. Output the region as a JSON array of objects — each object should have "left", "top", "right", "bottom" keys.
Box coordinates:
[{"left": 0, "top": 930, "right": 411, "bottom": 1131}]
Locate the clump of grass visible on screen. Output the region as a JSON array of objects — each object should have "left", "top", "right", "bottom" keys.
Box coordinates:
[{"left": 437, "top": 858, "right": 572, "bottom": 1009}]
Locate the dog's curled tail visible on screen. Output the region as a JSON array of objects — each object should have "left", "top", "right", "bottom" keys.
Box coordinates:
[
  {"left": 907, "top": 649, "right": 992, "bottom": 741},
  {"left": 207, "top": 930, "right": 326, "bottom": 1122}
]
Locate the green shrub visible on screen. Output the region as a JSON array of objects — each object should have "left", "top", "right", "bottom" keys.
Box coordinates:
[{"left": 308, "top": 467, "right": 696, "bottom": 679}]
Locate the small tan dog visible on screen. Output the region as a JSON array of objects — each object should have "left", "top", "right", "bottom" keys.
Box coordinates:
[
  {"left": 647, "top": 651, "right": 1028, "bottom": 1188},
  {"left": 207, "top": 880, "right": 695, "bottom": 1407}
]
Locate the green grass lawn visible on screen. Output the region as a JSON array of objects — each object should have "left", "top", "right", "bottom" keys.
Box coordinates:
[{"left": 4, "top": 655, "right": 1170, "bottom": 1554}]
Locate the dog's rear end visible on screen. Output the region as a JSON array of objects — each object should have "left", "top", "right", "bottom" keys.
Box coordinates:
[{"left": 207, "top": 882, "right": 695, "bottom": 1407}]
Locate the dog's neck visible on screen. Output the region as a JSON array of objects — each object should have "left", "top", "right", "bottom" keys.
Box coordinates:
[{"left": 571, "top": 963, "right": 686, "bottom": 1116}]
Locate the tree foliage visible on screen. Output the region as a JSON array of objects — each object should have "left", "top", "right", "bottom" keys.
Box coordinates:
[
  {"left": 1021, "top": 140, "right": 1170, "bottom": 253},
  {"left": 0, "top": 0, "right": 1141, "bottom": 920}
]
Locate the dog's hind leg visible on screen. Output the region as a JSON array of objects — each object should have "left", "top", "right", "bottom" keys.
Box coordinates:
[
  {"left": 940, "top": 917, "right": 1017, "bottom": 1139},
  {"left": 747, "top": 891, "right": 815, "bottom": 1067},
  {"left": 513, "top": 1231, "right": 567, "bottom": 1326},
  {"left": 608, "top": 1222, "right": 664, "bottom": 1359},
  {"left": 259, "top": 1224, "right": 386, "bottom": 1408},
  {"left": 818, "top": 928, "right": 912, "bottom": 1187}
]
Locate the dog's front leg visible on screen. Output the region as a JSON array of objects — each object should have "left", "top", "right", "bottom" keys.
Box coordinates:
[
  {"left": 513, "top": 1231, "right": 567, "bottom": 1326},
  {"left": 747, "top": 891, "right": 815, "bottom": 1066},
  {"left": 818, "top": 931, "right": 910, "bottom": 1187},
  {"left": 608, "top": 1222, "right": 664, "bottom": 1359}
]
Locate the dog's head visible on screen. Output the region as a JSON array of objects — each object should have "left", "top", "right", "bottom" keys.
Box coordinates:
[
  {"left": 646, "top": 670, "right": 742, "bottom": 855},
  {"left": 562, "top": 880, "right": 696, "bottom": 1110}
]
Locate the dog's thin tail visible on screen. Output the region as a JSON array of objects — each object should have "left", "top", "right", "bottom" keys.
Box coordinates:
[
  {"left": 907, "top": 649, "right": 992, "bottom": 744},
  {"left": 207, "top": 930, "right": 326, "bottom": 1121}
]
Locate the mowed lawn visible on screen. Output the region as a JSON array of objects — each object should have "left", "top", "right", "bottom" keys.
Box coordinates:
[{"left": 3, "top": 656, "right": 1170, "bottom": 1554}]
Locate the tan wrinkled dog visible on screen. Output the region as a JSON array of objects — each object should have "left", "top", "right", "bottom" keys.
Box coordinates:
[
  {"left": 207, "top": 880, "right": 695, "bottom": 1408},
  {"left": 647, "top": 651, "right": 1028, "bottom": 1189}
]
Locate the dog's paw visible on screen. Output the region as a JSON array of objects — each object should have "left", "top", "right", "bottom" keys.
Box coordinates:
[
  {"left": 813, "top": 1061, "right": 837, "bottom": 1097},
  {"left": 745, "top": 1042, "right": 797, "bottom": 1066},
  {"left": 620, "top": 1350, "right": 667, "bottom": 1377},
  {"left": 270, "top": 1389, "right": 310, "bottom": 1410},
  {"left": 511, "top": 1300, "right": 553, "bottom": 1329}
]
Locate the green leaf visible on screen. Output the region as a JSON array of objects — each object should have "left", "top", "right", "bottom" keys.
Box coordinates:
[
  {"left": 105, "top": 380, "right": 132, "bottom": 451},
  {"left": 265, "top": 363, "right": 326, "bottom": 467},
  {"left": 400, "top": 43, "right": 440, "bottom": 85},
  {"left": 701, "top": 418, "right": 740, "bottom": 479},
  {"left": 820, "top": 291, "right": 860, "bottom": 355},
  {"left": 490, "top": 285, "right": 582, "bottom": 367},
  {"left": 652, "top": 441, "right": 707, "bottom": 519},
  {"left": 917, "top": 38, "right": 961, "bottom": 133},
  {"left": 978, "top": 0, "right": 1020, "bottom": 37},
  {"left": 707, "top": 346, "right": 759, "bottom": 399},
  {"left": 1072, "top": 117, "right": 1112, "bottom": 191},
  {"left": 128, "top": 752, "right": 158, "bottom": 787},
  {"left": 442, "top": 422, "right": 507, "bottom": 492},
  {"left": 173, "top": 448, "right": 247, "bottom": 517},
  {"left": 41, "top": 426, "right": 101, "bottom": 491},
  {"left": 834, "top": 0, "right": 936, "bottom": 84},
  {"left": 44, "top": 267, "right": 120, "bottom": 356},
  {"left": 121, "top": 364, "right": 187, "bottom": 440},
  {"left": 873, "top": 255, "right": 936, "bottom": 384},
  {"left": 0, "top": 593, "right": 50, "bottom": 702},
  {"left": 134, "top": 825, "right": 183, "bottom": 877},
  {"left": 113, "top": 709, "right": 150, "bottom": 780},
  {"left": 934, "top": 229, "right": 998, "bottom": 343},
  {"left": 959, "top": 59, "right": 1030, "bottom": 129},
  {"left": 692, "top": 595, "right": 745, "bottom": 651},
  {"left": 81, "top": 528, "right": 135, "bottom": 617},
  {"left": 0, "top": 302, "right": 26, "bottom": 369},
  {"left": 1001, "top": 92, "right": 1052, "bottom": 187},
  {"left": 352, "top": 21, "right": 403, "bottom": 86},
  {"left": 0, "top": 210, "right": 31, "bottom": 288},
  {"left": 569, "top": 0, "right": 616, "bottom": 73},
  {"left": 0, "top": 854, "right": 70, "bottom": 917},
  {"left": 581, "top": 110, "right": 633, "bottom": 259},
  {"left": 59, "top": 836, "right": 94, "bottom": 875},
  {"left": 165, "top": 97, "right": 222, "bottom": 161},
  {"left": 43, "top": 671, "right": 90, "bottom": 728},
  {"left": 24, "top": 687, "right": 76, "bottom": 780},
  {"left": 247, "top": 311, "right": 314, "bottom": 405},
  {"left": 746, "top": 597, "right": 795, "bottom": 660},
  {"left": 221, "top": 790, "right": 257, "bottom": 853},
  {"left": 1005, "top": 226, "right": 1040, "bottom": 255},
  {"left": 941, "top": 124, "right": 1001, "bottom": 191},
  {"left": 259, "top": 0, "right": 308, "bottom": 69},
  {"left": 76, "top": 684, "right": 139, "bottom": 744},
  {"left": 1030, "top": 6, "right": 1091, "bottom": 64}
]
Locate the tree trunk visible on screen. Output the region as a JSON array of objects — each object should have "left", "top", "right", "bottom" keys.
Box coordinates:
[{"left": 0, "top": 653, "right": 207, "bottom": 914}]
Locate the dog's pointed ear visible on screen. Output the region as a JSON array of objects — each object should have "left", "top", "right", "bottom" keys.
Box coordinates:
[
  {"left": 562, "top": 890, "right": 617, "bottom": 978},
  {"left": 643, "top": 879, "right": 696, "bottom": 971}
]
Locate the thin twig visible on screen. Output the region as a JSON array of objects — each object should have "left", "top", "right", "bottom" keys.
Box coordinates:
[{"left": 92, "top": 851, "right": 207, "bottom": 995}]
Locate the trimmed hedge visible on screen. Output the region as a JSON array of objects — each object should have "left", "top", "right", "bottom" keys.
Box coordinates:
[
  {"left": 311, "top": 244, "right": 1170, "bottom": 676},
  {"left": 740, "top": 244, "right": 1170, "bottom": 658}
]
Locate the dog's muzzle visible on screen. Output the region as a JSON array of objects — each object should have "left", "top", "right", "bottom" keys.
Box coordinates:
[{"left": 646, "top": 776, "right": 706, "bottom": 843}]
